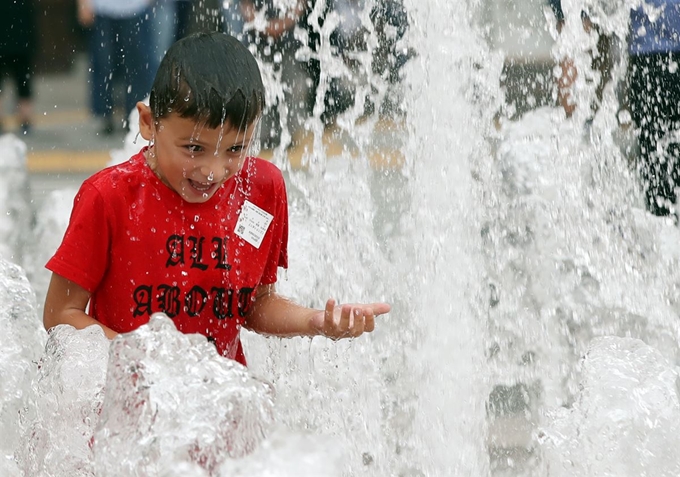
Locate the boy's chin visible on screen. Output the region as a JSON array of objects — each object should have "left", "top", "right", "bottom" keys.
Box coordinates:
[{"left": 180, "top": 192, "right": 215, "bottom": 204}]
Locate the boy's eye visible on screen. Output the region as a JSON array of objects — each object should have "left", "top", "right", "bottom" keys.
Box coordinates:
[
  {"left": 186, "top": 144, "right": 203, "bottom": 153},
  {"left": 228, "top": 145, "right": 244, "bottom": 154}
]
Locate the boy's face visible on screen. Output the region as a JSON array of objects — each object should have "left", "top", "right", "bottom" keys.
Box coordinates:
[{"left": 137, "top": 103, "right": 258, "bottom": 204}]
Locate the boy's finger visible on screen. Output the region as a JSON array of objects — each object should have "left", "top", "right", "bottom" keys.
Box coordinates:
[
  {"left": 364, "top": 309, "right": 375, "bottom": 333},
  {"left": 351, "top": 309, "right": 365, "bottom": 337},
  {"left": 347, "top": 308, "right": 364, "bottom": 338},
  {"left": 324, "top": 299, "right": 336, "bottom": 330},
  {"left": 370, "top": 303, "right": 391, "bottom": 316},
  {"left": 339, "top": 304, "right": 352, "bottom": 332}
]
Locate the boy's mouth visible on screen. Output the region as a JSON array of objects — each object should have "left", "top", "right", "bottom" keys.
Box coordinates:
[{"left": 188, "top": 179, "right": 215, "bottom": 193}]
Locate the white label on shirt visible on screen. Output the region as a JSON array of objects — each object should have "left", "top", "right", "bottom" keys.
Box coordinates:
[{"left": 234, "top": 200, "right": 274, "bottom": 249}]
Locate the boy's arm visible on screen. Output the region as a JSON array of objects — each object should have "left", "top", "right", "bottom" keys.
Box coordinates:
[
  {"left": 244, "top": 284, "right": 390, "bottom": 339},
  {"left": 43, "top": 273, "right": 118, "bottom": 339}
]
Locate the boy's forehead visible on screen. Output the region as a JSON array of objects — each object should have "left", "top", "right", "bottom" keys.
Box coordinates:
[{"left": 162, "top": 113, "right": 255, "bottom": 139}]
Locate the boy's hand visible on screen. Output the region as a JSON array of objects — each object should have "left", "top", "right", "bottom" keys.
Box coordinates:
[
  {"left": 310, "top": 299, "right": 390, "bottom": 340},
  {"left": 77, "top": 0, "right": 95, "bottom": 27},
  {"left": 558, "top": 57, "right": 577, "bottom": 118}
]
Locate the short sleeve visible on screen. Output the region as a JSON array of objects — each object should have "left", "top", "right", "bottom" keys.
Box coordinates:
[
  {"left": 45, "top": 182, "right": 112, "bottom": 293},
  {"left": 260, "top": 171, "right": 288, "bottom": 284}
]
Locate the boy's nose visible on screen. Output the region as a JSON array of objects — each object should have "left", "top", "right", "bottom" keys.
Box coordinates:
[{"left": 199, "top": 165, "right": 216, "bottom": 181}]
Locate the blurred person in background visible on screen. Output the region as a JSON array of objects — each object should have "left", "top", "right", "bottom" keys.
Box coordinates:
[
  {"left": 324, "top": 0, "right": 370, "bottom": 123},
  {"left": 549, "top": 0, "right": 680, "bottom": 218},
  {"left": 0, "top": 0, "right": 36, "bottom": 135},
  {"left": 547, "top": 0, "right": 616, "bottom": 121},
  {"left": 323, "top": 0, "right": 410, "bottom": 123},
  {"left": 150, "top": 0, "right": 194, "bottom": 72},
  {"left": 223, "top": 0, "right": 245, "bottom": 38},
  {"left": 240, "top": 0, "right": 314, "bottom": 149},
  {"left": 77, "top": 0, "right": 155, "bottom": 135},
  {"left": 239, "top": 0, "right": 410, "bottom": 147},
  {"left": 627, "top": 1, "right": 680, "bottom": 217},
  {"left": 370, "top": 0, "right": 409, "bottom": 111}
]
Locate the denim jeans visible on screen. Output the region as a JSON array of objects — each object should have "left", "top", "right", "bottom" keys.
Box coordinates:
[
  {"left": 629, "top": 52, "right": 680, "bottom": 216},
  {"left": 89, "top": 10, "right": 154, "bottom": 121}
]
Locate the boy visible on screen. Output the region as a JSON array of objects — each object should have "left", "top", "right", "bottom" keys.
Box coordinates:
[{"left": 43, "top": 32, "right": 390, "bottom": 365}]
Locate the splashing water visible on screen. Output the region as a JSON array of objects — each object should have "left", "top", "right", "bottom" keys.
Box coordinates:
[
  {"left": 15, "top": 324, "right": 109, "bottom": 477},
  {"left": 0, "top": 259, "right": 45, "bottom": 477},
  {"left": 93, "top": 315, "right": 276, "bottom": 476},
  {"left": 538, "top": 336, "right": 680, "bottom": 477}
]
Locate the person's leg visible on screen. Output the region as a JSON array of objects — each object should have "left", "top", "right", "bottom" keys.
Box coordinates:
[
  {"left": 659, "top": 51, "right": 680, "bottom": 213},
  {"left": 629, "top": 53, "right": 676, "bottom": 216},
  {"left": 150, "top": 0, "right": 177, "bottom": 73},
  {"left": 175, "top": 1, "right": 193, "bottom": 40},
  {"left": 280, "top": 45, "right": 314, "bottom": 145},
  {"left": 254, "top": 40, "right": 284, "bottom": 149},
  {"left": 13, "top": 53, "right": 33, "bottom": 134},
  {"left": 222, "top": 3, "right": 244, "bottom": 39},
  {"left": 119, "top": 10, "right": 154, "bottom": 126},
  {"left": 90, "top": 15, "right": 116, "bottom": 133},
  {"left": 0, "top": 56, "right": 7, "bottom": 132}
]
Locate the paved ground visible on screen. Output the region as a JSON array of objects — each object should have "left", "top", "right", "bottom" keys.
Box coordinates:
[
  {"left": 16, "top": 55, "right": 125, "bottom": 173},
  {"left": 0, "top": 54, "right": 124, "bottom": 206}
]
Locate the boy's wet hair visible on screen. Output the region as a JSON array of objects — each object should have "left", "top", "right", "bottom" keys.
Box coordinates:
[{"left": 150, "top": 32, "right": 265, "bottom": 130}]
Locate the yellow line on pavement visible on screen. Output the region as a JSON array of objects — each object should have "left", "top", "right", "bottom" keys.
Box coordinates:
[
  {"left": 27, "top": 151, "right": 110, "bottom": 174},
  {"left": 5, "top": 110, "right": 91, "bottom": 129},
  {"left": 26, "top": 116, "right": 406, "bottom": 174}
]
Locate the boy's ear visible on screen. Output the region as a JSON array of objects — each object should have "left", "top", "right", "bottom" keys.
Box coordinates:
[{"left": 137, "top": 102, "right": 154, "bottom": 141}]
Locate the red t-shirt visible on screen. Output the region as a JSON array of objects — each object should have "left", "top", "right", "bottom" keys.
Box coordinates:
[{"left": 46, "top": 149, "right": 289, "bottom": 365}]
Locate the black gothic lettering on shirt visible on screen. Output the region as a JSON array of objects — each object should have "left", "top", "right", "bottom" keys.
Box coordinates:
[
  {"left": 132, "top": 284, "right": 255, "bottom": 320},
  {"left": 211, "top": 287, "right": 234, "bottom": 319},
  {"left": 133, "top": 285, "right": 153, "bottom": 317},
  {"left": 157, "top": 284, "right": 181, "bottom": 317},
  {"left": 185, "top": 285, "right": 208, "bottom": 316},
  {"left": 237, "top": 287, "right": 255, "bottom": 317},
  {"left": 187, "top": 236, "right": 209, "bottom": 270},
  {"left": 165, "top": 235, "right": 232, "bottom": 271},
  {"left": 211, "top": 237, "right": 231, "bottom": 270},
  {"left": 166, "top": 234, "right": 184, "bottom": 267}
]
